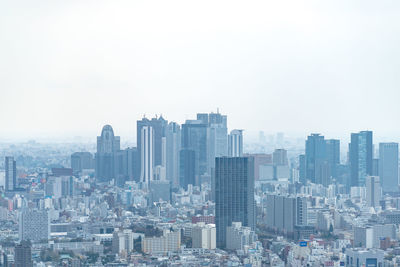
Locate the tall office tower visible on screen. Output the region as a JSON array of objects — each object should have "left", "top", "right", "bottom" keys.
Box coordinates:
[
  {"left": 325, "top": 139, "right": 340, "bottom": 179},
  {"left": 140, "top": 126, "right": 154, "bottom": 185},
  {"left": 379, "top": 143, "right": 399, "bottom": 192},
  {"left": 350, "top": 131, "right": 373, "bottom": 186},
  {"left": 166, "top": 122, "right": 181, "bottom": 187},
  {"left": 305, "top": 134, "right": 329, "bottom": 185},
  {"left": 137, "top": 116, "right": 168, "bottom": 172},
  {"left": 71, "top": 152, "right": 94, "bottom": 174},
  {"left": 19, "top": 209, "right": 50, "bottom": 242},
  {"left": 14, "top": 241, "right": 32, "bottom": 267},
  {"left": 205, "top": 112, "right": 228, "bottom": 174},
  {"left": 181, "top": 120, "right": 208, "bottom": 180},
  {"left": 228, "top": 129, "right": 243, "bottom": 157},
  {"left": 95, "top": 125, "right": 121, "bottom": 182},
  {"left": 215, "top": 157, "right": 255, "bottom": 249},
  {"left": 298, "top": 154, "right": 306, "bottom": 184},
  {"left": 5, "top": 156, "right": 16, "bottom": 192},
  {"left": 273, "top": 149, "right": 288, "bottom": 166},
  {"left": 125, "top": 147, "right": 140, "bottom": 181},
  {"left": 179, "top": 149, "right": 195, "bottom": 190},
  {"left": 372, "top": 158, "right": 379, "bottom": 176},
  {"left": 366, "top": 176, "right": 381, "bottom": 208}
]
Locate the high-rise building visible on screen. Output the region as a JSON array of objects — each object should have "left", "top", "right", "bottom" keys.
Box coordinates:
[
  {"left": 305, "top": 134, "right": 328, "bottom": 185},
  {"left": 273, "top": 149, "right": 288, "bottom": 166},
  {"left": 366, "top": 176, "right": 381, "bottom": 208},
  {"left": 142, "top": 229, "right": 181, "bottom": 254},
  {"left": 71, "top": 152, "right": 94, "bottom": 174},
  {"left": 350, "top": 131, "right": 373, "bottom": 186},
  {"left": 228, "top": 129, "right": 243, "bottom": 157},
  {"left": 137, "top": 116, "right": 168, "bottom": 175},
  {"left": 5, "top": 156, "right": 16, "bottom": 192},
  {"left": 166, "top": 122, "right": 181, "bottom": 187},
  {"left": 325, "top": 139, "right": 340, "bottom": 179},
  {"left": 379, "top": 143, "right": 399, "bottom": 192},
  {"left": 181, "top": 120, "right": 208, "bottom": 180},
  {"left": 298, "top": 154, "right": 306, "bottom": 184},
  {"left": 95, "top": 125, "right": 121, "bottom": 182},
  {"left": 19, "top": 209, "right": 50, "bottom": 242},
  {"left": 14, "top": 241, "right": 32, "bottom": 267},
  {"left": 215, "top": 157, "right": 255, "bottom": 248},
  {"left": 179, "top": 149, "right": 195, "bottom": 190},
  {"left": 140, "top": 126, "right": 154, "bottom": 186},
  {"left": 191, "top": 223, "right": 216, "bottom": 249},
  {"left": 226, "top": 222, "right": 257, "bottom": 251},
  {"left": 112, "top": 229, "right": 134, "bottom": 254}
]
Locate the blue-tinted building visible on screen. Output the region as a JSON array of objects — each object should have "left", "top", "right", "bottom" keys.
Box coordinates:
[
  {"left": 379, "top": 142, "right": 399, "bottom": 192},
  {"left": 349, "top": 131, "right": 373, "bottom": 186},
  {"left": 215, "top": 157, "right": 255, "bottom": 248}
]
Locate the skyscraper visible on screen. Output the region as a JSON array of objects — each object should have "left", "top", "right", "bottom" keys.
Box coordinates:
[
  {"left": 379, "top": 143, "right": 399, "bottom": 192},
  {"left": 5, "top": 156, "right": 16, "bottom": 192},
  {"left": 179, "top": 149, "right": 195, "bottom": 190},
  {"left": 166, "top": 122, "right": 181, "bottom": 187},
  {"left": 350, "top": 131, "right": 373, "bottom": 186},
  {"left": 273, "top": 149, "right": 288, "bottom": 166},
  {"left": 137, "top": 116, "right": 168, "bottom": 173},
  {"left": 95, "top": 125, "right": 121, "bottom": 182},
  {"left": 215, "top": 157, "right": 255, "bottom": 248},
  {"left": 298, "top": 154, "right": 306, "bottom": 184},
  {"left": 228, "top": 129, "right": 243, "bottom": 157},
  {"left": 181, "top": 120, "right": 208, "bottom": 181},
  {"left": 325, "top": 139, "right": 340, "bottom": 179},
  {"left": 366, "top": 176, "right": 381, "bottom": 208},
  {"left": 71, "top": 152, "right": 94, "bottom": 174},
  {"left": 305, "top": 134, "right": 328, "bottom": 185},
  {"left": 140, "top": 126, "right": 154, "bottom": 186}
]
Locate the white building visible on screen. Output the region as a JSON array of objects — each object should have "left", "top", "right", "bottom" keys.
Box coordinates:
[
  {"left": 142, "top": 229, "right": 180, "bottom": 255},
  {"left": 191, "top": 223, "right": 216, "bottom": 249},
  {"left": 228, "top": 129, "right": 243, "bottom": 157},
  {"left": 140, "top": 126, "right": 154, "bottom": 186},
  {"left": 19, "top": 209, "right": 50, "bottom": 242},
  {"left": 226, "top": 222, "right": 257, "bottom": 251},
  {"left": 112, "top": 229, "right": 134, "bottom": 254},
  {"left": 345, "top": 248, "right": 384, "bottom": 267}
]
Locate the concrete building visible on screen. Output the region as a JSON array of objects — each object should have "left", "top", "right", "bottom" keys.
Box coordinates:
[
  {"left": 345, "top": 248, "right": 384, "bottom": 267},
  {"left": 142, "top": 229, "right": 181, "bottom": 255},
  {"left": 19, "top": 209, "right": 50, "bottom": 242},
  {"left": 140, "top": 126, "right": 154, "bottom": 186},
  {"left": 366, "top": 176, "right": 381, "bottom": 208},
  {"left": 14, "top": 241, "right": 32, "bottom": 267},
  {"left": 226, "top": 222, "right": 257, "bottom": 251},
  {"left": 191, "top": 223, "right": 216, "bottom": 249},
  {"left": 112, "top": 229, "right": 134, "bottom": 254}
]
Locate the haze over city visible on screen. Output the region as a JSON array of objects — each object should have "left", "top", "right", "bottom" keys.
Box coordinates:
[{"left": 1, "top": 0, "right": 400, "bottom": 142}]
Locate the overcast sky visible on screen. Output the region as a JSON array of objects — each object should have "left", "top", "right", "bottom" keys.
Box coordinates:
[{"left": 1, "top": 0, "right": 400, "bottom": 142}]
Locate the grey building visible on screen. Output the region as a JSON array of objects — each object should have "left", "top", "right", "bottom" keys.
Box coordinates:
[
  {"left": 71, "top": 152, "right": 94, "bottom": 174},
  {"left": 215, "top": 157, "right": 255, "bottom": 248},
  {"left": 325, "top": 139, "right": 340, "bottom": 179},
  {"left": 5, "top": 156, "right": 16, "bottom": 191},
  {"left": 349, "top": 131, "right": 373, "bottom": 186},
  {"left": 19, "top": 209, "right": 50, "bottom": 242},
  {"left": 379, "top": 142, "right": 399, "bottom": 192},
  {"left": 14, "top": 241, "right": 32, "bottom": 267},
  {"left": 166, "top": 122, "right": 181, "bottom": 188},
  {"left": 181, "top": 120, "right": 208, "bottom": 181},
  {"left": 179, "top": 149, "right": 195, "bottom": 190}
]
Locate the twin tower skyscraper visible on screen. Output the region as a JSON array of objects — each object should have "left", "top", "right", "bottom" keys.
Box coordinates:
[{"left": 95, "top": 112, "right": 244, "bottom": 188}]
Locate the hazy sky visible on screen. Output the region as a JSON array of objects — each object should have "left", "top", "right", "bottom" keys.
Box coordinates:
[{"left": 1, "top": 0, "right": 400, "bottom": 142}]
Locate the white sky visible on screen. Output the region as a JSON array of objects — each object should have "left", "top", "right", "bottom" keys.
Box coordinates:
[{"left": 1, "top": 0, "right": 400, "bottom": 142}]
